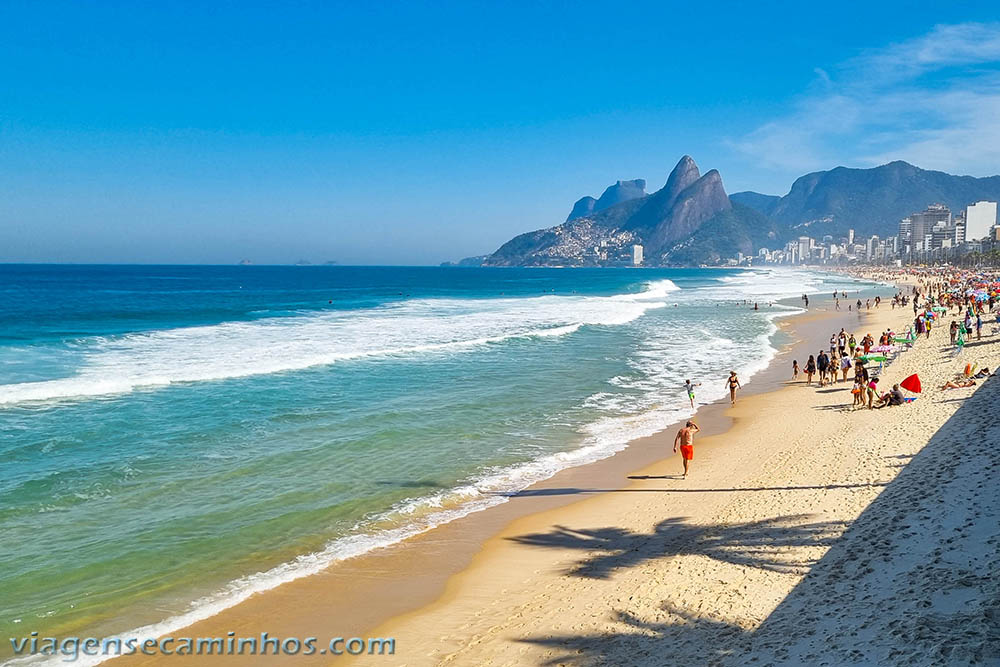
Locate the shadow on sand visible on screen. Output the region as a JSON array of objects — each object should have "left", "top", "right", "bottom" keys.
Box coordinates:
[
  {"left": 508, "top": 514, "right": 845, "bottom": 580},
  {"left": 508, "top": 377, "right": 1000, "bottom": 665},
  {"left": 498, "top": 482, "right": 886, "bottom": 494}
]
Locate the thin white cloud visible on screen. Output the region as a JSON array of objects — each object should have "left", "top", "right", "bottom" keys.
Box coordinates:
[
  {"left": 848, "top": 23, "right": 1000, "bottom": 83},
  {"left": 812, "top": 67, "right": 832, "bottom": 86},
  {"left": 733, "top": 22, "right": 1000, "bottom": 182}
]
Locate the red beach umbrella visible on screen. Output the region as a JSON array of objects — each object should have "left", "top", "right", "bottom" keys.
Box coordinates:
[{"left": 900, "top": 374, "right": 922, "bottom": 394}]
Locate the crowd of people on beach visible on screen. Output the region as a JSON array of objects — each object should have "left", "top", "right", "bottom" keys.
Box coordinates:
[
  {"left": 795, "top": 323, "right": 908, "bottom": 410},
  {"left": 796, "top": 268, "right": 1000, "bottom": 411},
  {"left": 675, "top": 267, "right": 1000, "bottom": 478}
]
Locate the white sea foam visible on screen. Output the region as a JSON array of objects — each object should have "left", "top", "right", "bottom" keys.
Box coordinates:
[{"left": 0, "top": 280, "right": 677, "bottom": 406}]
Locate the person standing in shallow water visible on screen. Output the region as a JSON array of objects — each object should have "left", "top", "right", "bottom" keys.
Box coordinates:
[
  {"left": 673, "top": 420, "right": 700, "bottom": 478},
  {"left": 726, "top": 371, "right": 741, "bottom": 405},
  {"left": 684, "top": 379, "right": 701, "bottom": 409}
]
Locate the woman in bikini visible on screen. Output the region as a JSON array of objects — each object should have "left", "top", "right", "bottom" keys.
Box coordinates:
[
  {"left": 805, "top": 355, "right": 816, "bottom": 386},
  {"left": 726, "top": 371, "right": 741, "bottom": 405},
  {"left": 940, "top": 379, "right": 976, "bottom": 390}
]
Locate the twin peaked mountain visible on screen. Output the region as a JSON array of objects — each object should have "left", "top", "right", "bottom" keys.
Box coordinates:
[
  {"left": 484, "top": 156, "right": 774, "bottom": 266},
  {"left": 464, "top": 156, "right": 1000, "bottom": 267}
]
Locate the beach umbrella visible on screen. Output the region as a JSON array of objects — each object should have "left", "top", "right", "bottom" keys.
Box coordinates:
[
  {"left": 900, "top": 374, "right": 922, "bottom": 393},
  {"left": 861, "top": 355, "right": 887, "bottom": 362}
]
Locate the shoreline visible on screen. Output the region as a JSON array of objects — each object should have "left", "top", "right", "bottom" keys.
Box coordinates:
[
  {"left": 91, "top": 278, "right": 891, "bottom": 666},
  {"left": 354, "top": 270, "right": 1000, "bottom": 666}
]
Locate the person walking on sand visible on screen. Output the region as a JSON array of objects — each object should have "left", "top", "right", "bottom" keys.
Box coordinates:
[
  {"left": 792, "top": 359, "right": 799, "bottom": 380},
  {"left": 805, "top": 355, "right": 816, "bottom": 385},
  {"left": 726, "top": 371, "right": 741, "bottom": 404},
  {"left": 816, "top": 350, "right": 829, "bottom": 387},
  {"left": 684, "top": 379, "right": 701, "bottom": 409},
  {"left": 673, "top": 420, "right": 700, "bottom": 478}
]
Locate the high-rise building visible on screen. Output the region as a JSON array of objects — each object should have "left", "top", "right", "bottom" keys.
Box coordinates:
[
  {"left": 898, "top": 217, "right": 912, "bottom": 245},
  {"left": 797, "top": 236, "right": 811, "bottom": 263},
  {"left": 966, "top": 201, "right": 998, "bottom": 241},
  {"left": 847, "top": 229, "right": 855, "bottom": 245},
  {"left": 910, "top": 204, "right": 951, "bottom": 246},
  {"left": 866, "top": 235, "right": 879, "bottom": 261},
  {"left": 931, "top": 221, "right": 952, "bottom": 250},
  {"left": 632, "top": 244, "right": 643, "bottom": 266}
]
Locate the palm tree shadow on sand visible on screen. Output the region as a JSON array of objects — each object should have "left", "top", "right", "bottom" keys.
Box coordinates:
[
  {"left": 504, "top": 515, "right": 845, "bottom": 665},
  {"left": 508, "top": 514, "right": 846, "bottom": 580},
  {"left": 520, "top": 606, "right": 750, "bottom": 667}
]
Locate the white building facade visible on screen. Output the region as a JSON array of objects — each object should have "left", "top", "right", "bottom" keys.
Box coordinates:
[{"left": 966, "top": 201, "right": 998, "bottom": 242}]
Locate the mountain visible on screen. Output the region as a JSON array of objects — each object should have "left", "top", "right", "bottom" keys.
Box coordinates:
[
  {"left": 645, "top": 169, "right": 732, "bottom": 250},
  {"left": 483, "top": 157, "right": 1000, "bottom": 267},
  {"left": 440, "top": 254, "right": 489, "bottom": 267},
  {"left": 485, "top": 156, "right": 743, "bottom": 266},
  {"left": 566, "top": 179, "right": 647, "bottom": 221},
  {"left": 662, "top": 203, "right": 780, "bottom": 265},
  {"left": 730, "top": 191, "right": 781, "bottom": 216},
  {"left": 566, "top": 196, "right": 597, "bottom": 221},
  {"left": 766, "top": 161, "right": 1000, "bottom": 237},
  {"left": 623, "top": 155, "right": 702, "bottom": 234}
]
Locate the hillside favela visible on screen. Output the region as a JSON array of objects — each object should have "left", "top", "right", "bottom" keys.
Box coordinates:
[{"left": 5, "top": 5, "right": 1000, "bottom": 667}]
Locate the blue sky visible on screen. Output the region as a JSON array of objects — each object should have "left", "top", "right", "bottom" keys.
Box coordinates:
[{"left": 2, "top": 2, "right": 999, "bottom": 264}]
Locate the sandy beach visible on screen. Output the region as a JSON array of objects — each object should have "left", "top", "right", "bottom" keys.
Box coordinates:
[
  {"left": 99, "top": 274, "right": 1000, "bottom": 667},
  {"left": 357, "top": 282, "right": 1000, "bottom": 666}
]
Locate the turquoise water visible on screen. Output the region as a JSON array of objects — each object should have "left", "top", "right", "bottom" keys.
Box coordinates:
[{"left": 0, "top": 265, "right": 877, "bottom": 648}]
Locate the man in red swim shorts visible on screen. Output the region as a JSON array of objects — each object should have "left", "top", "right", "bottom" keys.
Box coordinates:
[{"left": 673, "top": 420, "right": 700, "bottom": 478}]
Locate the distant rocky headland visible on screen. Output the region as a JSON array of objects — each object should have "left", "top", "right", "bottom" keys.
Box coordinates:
[{"left": 443, "top": 157, "right": 1000, "bottom": 267}]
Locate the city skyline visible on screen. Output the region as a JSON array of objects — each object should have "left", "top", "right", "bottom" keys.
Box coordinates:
[
  {"left": 751, "top": 199, "right": 1000, "bottom": 267},
  {"left": 2, "top": 4, "right": 1000, "bottom": 264}
]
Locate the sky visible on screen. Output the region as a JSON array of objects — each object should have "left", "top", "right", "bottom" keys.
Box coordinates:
[{"left": 2, "top": 1, "right": 1000, "bottom": 265}]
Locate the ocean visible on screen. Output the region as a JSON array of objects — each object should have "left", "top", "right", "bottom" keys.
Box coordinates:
[{"left": 0, "top": 265, "right": 881, "bottom": 651}]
